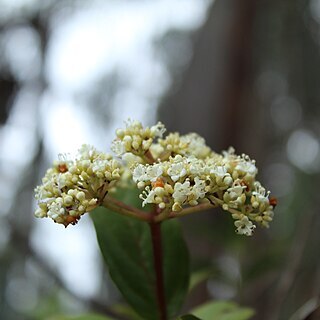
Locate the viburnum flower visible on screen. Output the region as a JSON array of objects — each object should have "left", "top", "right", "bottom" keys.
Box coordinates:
[
  {"left": 34, "top": 145, "right": 122, "bottom": 226},
  {"left": 34, "top": 120, "right": 276, "bottom": 235}
]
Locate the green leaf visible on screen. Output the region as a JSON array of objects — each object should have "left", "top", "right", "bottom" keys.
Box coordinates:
[
  {"left": 91, "top": 188, "right": 190, "bottom": 320},
  {"left": 189, "top": 268, "right": 213, "bottom": 292},
  {"left": 112, "top": 303, "right": 144, "bottom": 320},
  {"left": 191, "top": 300, "right": 254, "bottom": 320},
  {"left": 178, "top": 315, "right": 203, "bottom": 320},
  {"left": 162, "top": 218, "right": 190, "bottom": 318},
  {"left": 47, "top": 314, "right": 114, "bottom": 320}
]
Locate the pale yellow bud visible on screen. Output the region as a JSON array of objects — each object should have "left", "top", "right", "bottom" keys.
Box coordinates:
[
  {"left": 76, "top": 191, "right": 86, "bottom": 201},
  {"left": 64, "top": 195, "right": 73, "bottom": 206}
]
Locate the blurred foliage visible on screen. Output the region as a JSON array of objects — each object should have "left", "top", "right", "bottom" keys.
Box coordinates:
[
  {"left": 48, "top": 315, "right": 114, "bottom": 320},
  {"left": 190, "top": 300, "right": 254, "bottom": 320}
]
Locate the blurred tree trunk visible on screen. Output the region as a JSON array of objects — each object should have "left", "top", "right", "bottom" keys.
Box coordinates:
[
  {"left": 158, "top": 0, "right": 257, "bottom": 153},
  {"left": 160, "top": 0, "right": 320, "bottom": 319},
  {"left": 158, "top": 0, "right": 258, "bottom": 311}
]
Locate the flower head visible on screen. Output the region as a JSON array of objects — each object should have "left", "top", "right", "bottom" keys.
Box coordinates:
[
  {"left": 34, "top": 145, "right": 122, "bottom": 226},
  {"left": 35, "top": 120, "right": 275, "bottom": 236},
  {"left": 111, "top": 119, "right": 165, "bottom": 158}
]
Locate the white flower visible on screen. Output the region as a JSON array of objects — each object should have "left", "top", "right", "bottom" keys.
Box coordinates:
[
  {"left": 234, "top": 216, "right": 256, "bottom": 236},
  {"left": 222, "top": 147, "right": 236, "bottom": 159},
  {"left": 146, "top": 164, "right": 163, "bottom": 182},
  {"left": 35, "top": 207, "right": 47, "bottom": 218},
  {"left": 140, "top": 187, "right": 157, "bottom": 207},
  {"left": 78, "top": 144, "right": 100, "bottom": 161},
  {"left": 111, "top": 140, "right": 126, "bottom": 156},
  {"left": 211, "top": 166, "right": 227, "bottom": 177},
  {"left": 180, "top": 133, "right": 211, "bottom": 158},
  {"left": 227, "top": 185, "right": 245, "bottom": 200},
  {"left": 150, "top": 122, "right": 166, "bottom": 138},
  {"left": 223, "top": 183, "right": 246, "bottom": 209},
  {"left": 149, "top": 143, "right": 164, "bottom": 159},
  {"left": 132, "top": 163, "right": 163, "bottom": 183},
  {"left": 47, "top": 198, "right": 65, "bottom": 220},
  {"left": 132, "top": 164, "right": 147, "bottom": 182},
  {"left": 92, "top": 159, "right": 108, "bottom": 174},
  {"left": 252, "top": 181, "right": 266, "bottom": 197},
  {"left": 210, "top": 165, "right": 233, "bottom": 186},
  {"left": 235, "top": 160, "right": 257, "bottom": 177},
  {"left": 124, "top": 119, "right": 142, "bottom": 131},
  {"left": 191, "top": 177, "right": 206, "bottom": 199},
  {"left": 167, "top": 161, "right": 187, "bottom": 182},
  {"left": 122, "top": 153, "right": 141, "bottom": 166},
  {"left": 251, "top": 181, "right": 270, "bottom": 210},
  {"left": 139, "top": 186, "right": 166, "bottom": 207},
  {"left": 173, "top": 180, "right": 190, "bottom": 204},
  {"left": 112, "top": 120, "right": 167, "bottom": 159}
]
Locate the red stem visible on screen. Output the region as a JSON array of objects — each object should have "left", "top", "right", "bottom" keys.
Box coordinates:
[{"left": 149, "top": 218, "right": 167, "bottom": 320}]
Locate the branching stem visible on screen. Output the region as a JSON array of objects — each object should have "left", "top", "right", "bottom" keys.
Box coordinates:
[
  {"left": 150, "top": 207, "right": 167, "bottom": 320},
  {"left": 101, "top": 198, "right": 219, "bottom": 320},
  {"left": 102, "top": 195, "right": 151, "bottom": 222},
  {"left": 103, "top": 196, "right": 219, "bottom": 223},
  {"left": 154, "top": 202, "right": 218, "bottom": 222},
  {"left": 143, "top": 149, "right": 156, "bottom": 164}
]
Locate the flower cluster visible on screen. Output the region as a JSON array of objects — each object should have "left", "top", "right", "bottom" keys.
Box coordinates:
[
  {"left": 130, "top": 146, "right": 274, "bottom": 236},
  {"left": 111, "top": 119, "right": 166, "bottom": 159},
  {"left": 158, "top": 132, "right": 212, "bottom": 159},
  {"left": 34, "top": 145, "right": 121, "bottom": 226},
  {"left": 34, "top": 120, "right": 275, "bottom": 236}
]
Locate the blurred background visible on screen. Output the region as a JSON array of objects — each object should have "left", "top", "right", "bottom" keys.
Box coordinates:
[{"left": 0, "top": 0, "right": 320, "bottom": 319}]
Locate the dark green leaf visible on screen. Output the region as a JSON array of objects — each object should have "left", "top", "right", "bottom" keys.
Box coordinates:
[
  {"left": 162, "top": 218, "right": 190, "bottom": 318},
  {"left": 48, "top": 314, "right": 114, "bottom": 320},
  {"left": 191, "top": 300, "right": 254, "bottom": 320},
  {"left": 91, "top": 188, "right": 189, "bottom": 320},
  {"left": 178, "top": 314, "right": 203, "bottom": 320}
]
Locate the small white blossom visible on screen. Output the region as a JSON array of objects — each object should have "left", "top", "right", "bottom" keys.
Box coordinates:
[
  {"left": 167, "top": 161, "right": 187, "bottom": 182},
  {"left": 139, "top": 185, "right": 166, "bottom": 207},
  {"left": 146, "top": 164, "right": 163, "bottom": 182},
  {"left": 252, "top": 181, "right": 267, "bottom": 198},
  {"left": 133, "top": 163, "right": 163, "bottom": 182},
  {"left": 191, "top": 177, "right": 206, "bottom": 199},
  {"left": 48, "top": 198, "right": 65, "bottom": 220},
  {"left": 140, "top": 187, "right": 156, "bottom": 207},
  {"left": 150, "top": 122, "right": 166, "bottom": 138},
  {"left": 159, "top": 132, "right": 211, "bottom": 159},
  {"left": 251, "top": 181, "right": 270, "bottom": 210},
  {"left": 234, "top": 216, "right": 256, "bottom": 236},
  {"left": 189, "top": 157, "right": 206, "bottom": 175},
  {"left": 223, "top": 183, "right": 246, "bottom": 209},
  {"left": 132, "top": 164, "right": 148, "bottom": 182},
  {"left": 111, "top": 120, "right": 167, "bottom": 159},
  {"left": 235, "top": 160, "right": 257, "bottom": 179},
  {"left": 180, "top": 133, "right": 211, "bottom": 158},
  {"left": 211, "top": 165, "right": 227, "bottom": 177},
  {"left": 173, "top": 180, "right": 191, "bottom": 204},
  {"left": 111, "top": 140, "right": 126, "bottom": 156}
]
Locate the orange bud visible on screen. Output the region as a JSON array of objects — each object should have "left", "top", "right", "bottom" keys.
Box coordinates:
[
  {"left": 58, "top": 164, "right": 68, "bottom": 173},
  {"left": 152, "top": 178, "right": 164, "bottom": 189},
  {"left": 269, "top": 197, "right": 277, "bottom": 207}
]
